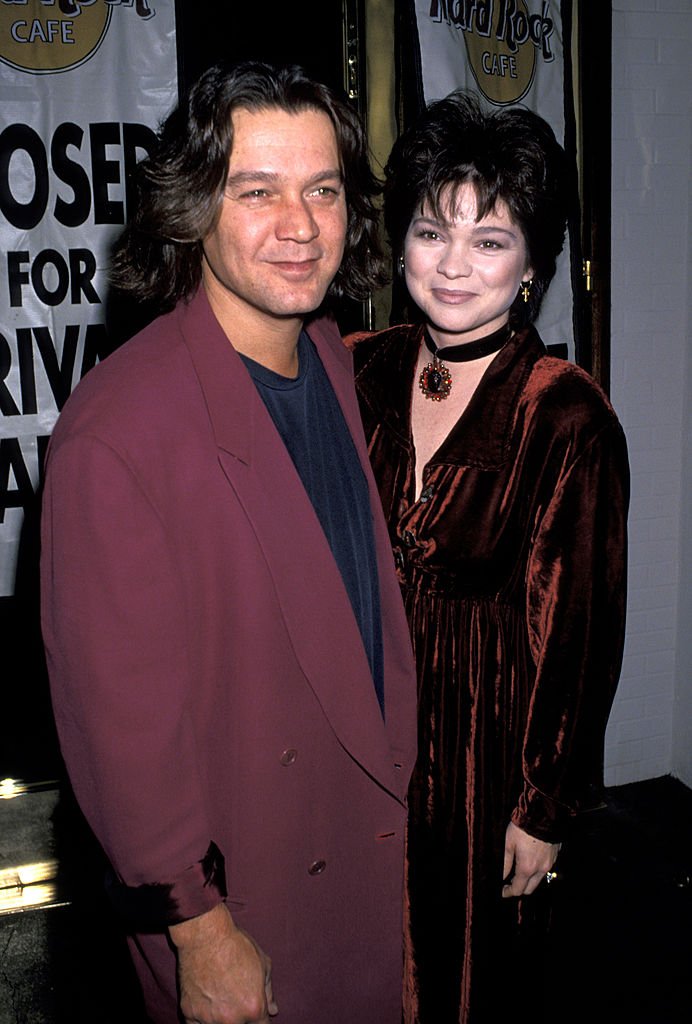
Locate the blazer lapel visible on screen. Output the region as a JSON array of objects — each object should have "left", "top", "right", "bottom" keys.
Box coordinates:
[
  {"left": 177, "top": 291, "right": 404, "bottom": 801},
  {"left": 308, "top": 318, "right": 418, "bottom": 781}
]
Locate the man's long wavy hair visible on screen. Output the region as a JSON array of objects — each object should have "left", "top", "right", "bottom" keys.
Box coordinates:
[
  {"left": 384, "top": 91, "right": 573, "bottom": 330},
  {"left": 110, "top": 61, "right": 386, "bottom": 314}
]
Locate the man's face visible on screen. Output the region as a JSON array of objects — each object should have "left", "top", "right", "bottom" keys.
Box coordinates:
[{"left": 201, "top": 105, "right": 347, "bottom": 332}]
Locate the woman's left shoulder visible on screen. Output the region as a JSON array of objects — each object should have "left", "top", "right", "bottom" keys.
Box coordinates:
[{"left": 525, "top": 350, "right": 622, "bottom": 437}]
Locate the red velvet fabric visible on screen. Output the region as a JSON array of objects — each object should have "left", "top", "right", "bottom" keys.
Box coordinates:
[{"left": 353, "top": 323, "right": 629, "bottom": 1022}]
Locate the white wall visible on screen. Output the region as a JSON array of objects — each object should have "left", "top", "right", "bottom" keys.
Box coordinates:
[
  {"left": 672, "top": 46, "right": 692, "bottom": 785},
  {"left": 605, "top": 0, "right": 692, "bottom": 788}
]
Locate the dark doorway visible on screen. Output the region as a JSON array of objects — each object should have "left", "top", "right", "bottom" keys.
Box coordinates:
[{"left": 174, "top": 1, "right": 347, "bottom": 98}]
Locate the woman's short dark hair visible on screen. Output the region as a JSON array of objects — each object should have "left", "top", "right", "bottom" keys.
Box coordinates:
[
  {"left": 384, "top": 90, "right": 573, "bottom": 327},
  {"left": 110, "top": 60, "right": 386, "bottom": 314}
]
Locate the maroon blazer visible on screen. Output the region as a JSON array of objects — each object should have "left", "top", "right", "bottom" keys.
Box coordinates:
[{"left": 40, "top": 288, "right": 417, "bottom": 1023}]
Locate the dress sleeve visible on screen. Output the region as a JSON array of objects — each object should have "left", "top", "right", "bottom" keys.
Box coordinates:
[
  {"left": 40, "top": 434, "right": 226, "bottom": 925},
  {"left": 511, "top": 417, "right": 630, "bottom": 843}
]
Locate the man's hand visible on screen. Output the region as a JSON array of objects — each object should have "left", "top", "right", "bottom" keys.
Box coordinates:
[
  {"left": 169, "top": 902, "right": 278, "bottom": 1023},
  {"left": 502, "top": 821, "right": 560, "bottom": 898}
]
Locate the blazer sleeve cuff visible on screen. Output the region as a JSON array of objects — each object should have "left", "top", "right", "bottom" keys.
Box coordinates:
[{"left": 105, "top": 841, "right": 227, "bottom": 929}]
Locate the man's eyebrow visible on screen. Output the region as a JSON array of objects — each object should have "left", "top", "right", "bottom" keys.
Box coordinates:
[{"left": 226, "top": 169, "right": 343, "bottom": 189}]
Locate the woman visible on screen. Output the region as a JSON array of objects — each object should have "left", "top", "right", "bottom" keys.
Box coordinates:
[{"left": 351, "top": 92, "right": 629, "bottom": 1022}]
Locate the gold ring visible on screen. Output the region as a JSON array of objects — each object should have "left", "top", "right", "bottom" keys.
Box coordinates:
[{"left": 545, "top": 870, "right": 558, "bottom": 885}]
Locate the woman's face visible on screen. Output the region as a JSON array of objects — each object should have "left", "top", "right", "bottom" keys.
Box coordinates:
[{"left": 403, "top": 182, "right": 533, "bottom": 348}]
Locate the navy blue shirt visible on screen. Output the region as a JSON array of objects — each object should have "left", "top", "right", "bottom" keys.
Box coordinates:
[{"left": 240, "top": 332, "right": 385, "bottom": 714}]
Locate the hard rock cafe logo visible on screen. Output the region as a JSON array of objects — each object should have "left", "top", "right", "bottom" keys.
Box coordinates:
[
  {"left": 0, "top": 0, "right": 154, "bottom": 75},
  {"left": 428, "top": 0, "right": 555, "bottom": 105}
]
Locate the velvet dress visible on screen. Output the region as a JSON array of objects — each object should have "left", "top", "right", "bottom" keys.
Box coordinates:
[{"left": 352, "top": 324, "right": 629, "bottom": 1023}]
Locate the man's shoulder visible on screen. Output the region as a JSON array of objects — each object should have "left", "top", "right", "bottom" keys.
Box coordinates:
[{"left": 51, "top": 306, "right": 193, "bottom": 448}]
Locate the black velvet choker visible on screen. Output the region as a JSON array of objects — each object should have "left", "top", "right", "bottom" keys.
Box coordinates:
[{"left": 419, "top": 323, "right": 512, "bottom": 402}]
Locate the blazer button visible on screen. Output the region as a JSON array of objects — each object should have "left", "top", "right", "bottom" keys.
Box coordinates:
[
  {"left": 279, "top": 748, "right": 298, "bottom": 766},
  {"left": 308, "top": 860, "right": 327, "bottom": 876},
  {"left": 419, "top": 486, "right": 434, "bottom": 503},
  {"left": 402, "top": 529, "right": 416, "bottom": 548}
]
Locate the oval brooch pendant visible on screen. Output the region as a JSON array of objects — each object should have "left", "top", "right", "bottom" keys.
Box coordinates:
[{"left": 419, "top": 358, "right": 452, "bottom": 401}]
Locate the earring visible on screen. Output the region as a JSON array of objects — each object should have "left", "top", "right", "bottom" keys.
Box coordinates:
[
  {"left": 520, "top": 279, "right": 532, "bottom": 303},
  {"left": 398, "top": 255, "right": 405, "bottom": 273}
]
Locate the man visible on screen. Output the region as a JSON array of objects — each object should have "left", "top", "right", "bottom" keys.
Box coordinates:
[{"left": 41, "top": 62, "right": 417, "bottom": 1024}]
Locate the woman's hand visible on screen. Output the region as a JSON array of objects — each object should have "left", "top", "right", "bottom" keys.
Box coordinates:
[{"left": 502, "top": 821, "right": 560, "bottom": 898}]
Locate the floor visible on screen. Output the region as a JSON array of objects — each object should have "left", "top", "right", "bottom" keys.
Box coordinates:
[
  {"left": 0, "top": 774, "right": 690, "bottom": 1023},
  {"left": 0, "top": 785, "right": 146, "bottom": 1024},
  {"left": 545, "top": 775, "right": 692, "bottom": 1024}
]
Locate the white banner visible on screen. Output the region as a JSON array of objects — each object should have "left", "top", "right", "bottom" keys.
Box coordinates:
[
  {"left": 413, "top": 0, "right": 574, "bottom": 358},
  {"left": 0, "top": 0, "right": 177, "bottom": 595}
]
